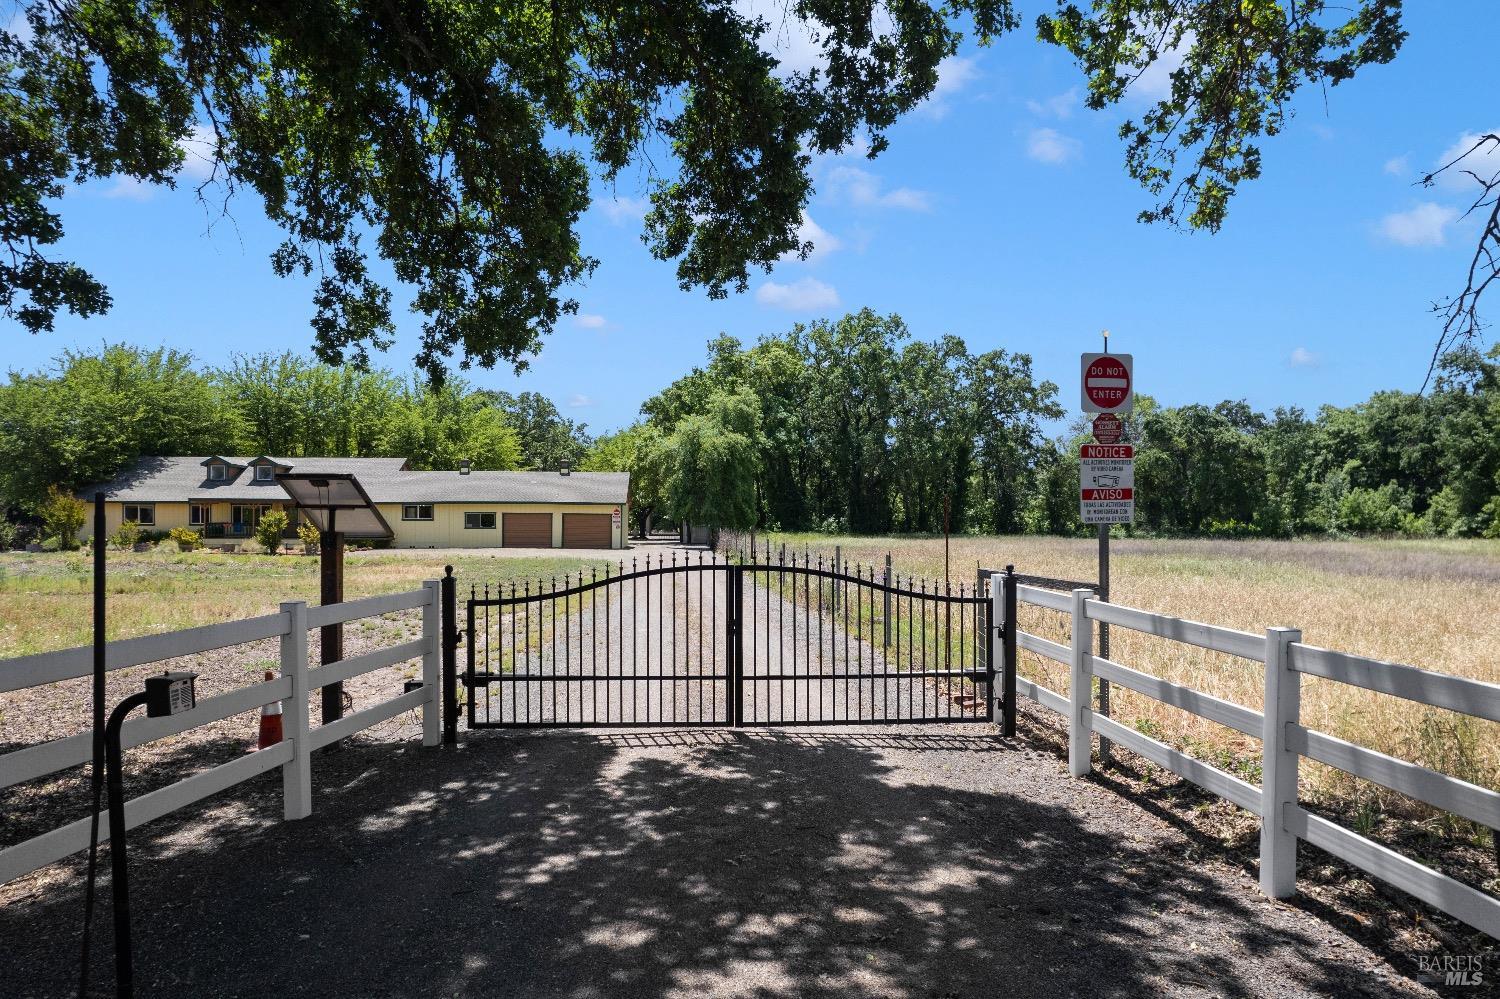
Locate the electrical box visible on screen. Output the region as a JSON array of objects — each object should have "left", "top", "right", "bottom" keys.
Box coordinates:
[{"left": 144, "top": 671, "right": 198, "bottom": 718}]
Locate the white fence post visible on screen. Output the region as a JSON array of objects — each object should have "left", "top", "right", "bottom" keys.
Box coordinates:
[
  {"left": 1069, "top": 588, "right": 1095, "bottom": 777},
  {"left": 422, "top": 579, "right": 441, "bottom": 748},
  {"left": 1260, "top": 626, "right": 1302, "bottom": 897},
  {"left": 280, "top": 601, "right": 312, "bottom": 820}
]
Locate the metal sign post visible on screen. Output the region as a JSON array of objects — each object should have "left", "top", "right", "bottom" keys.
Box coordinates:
[{"left": 1081, "top": 332, "right": 1135, "bottom": 765}]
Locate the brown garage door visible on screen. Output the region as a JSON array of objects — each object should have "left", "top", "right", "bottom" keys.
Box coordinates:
[
  {"left": 502, "top": 512, "right": 553, "bottom": 548},
  {"left": 562, "top": 513, "right": 611, "bottom": 549}
]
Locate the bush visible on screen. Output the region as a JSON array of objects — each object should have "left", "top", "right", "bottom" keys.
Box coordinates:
[
  {"left": 109, "top": 520, "right": 143, "bottom": 550},
  {"left": 40, "top": 536, "right": 61, "bottom": 552},
  {"left": 168, "top": 527, "right": 201, "bottom": 551},
  {"left": 40, "top": 486, "right": 86, "bottom": 549},
  {"left": 1338, "top": 483, "right": 1409, "bottom": 534},
  {"left": 297, "top": 522, "right": 320, "bottom": 554},
  {"left": 0, "top": 519, "right": 17, "bottom": 550},
  {"left": 254, "top": 509, "right": 289, "bottom": 553}
]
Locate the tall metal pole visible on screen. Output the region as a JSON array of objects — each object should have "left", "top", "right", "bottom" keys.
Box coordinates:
[
  {"left": 79, "top": 493, "right": 107, "bottom": 996},
  {"left": 1096, "top": 327, "right": 1112, "bottom": 766},
  {"left": 319, "top": 507, "right": 345, "bottom": 725}
]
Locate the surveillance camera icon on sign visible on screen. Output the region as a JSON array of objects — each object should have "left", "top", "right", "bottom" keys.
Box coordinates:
[{"left": 1091, "top": 475, "right": 1121, "bottom": 487}]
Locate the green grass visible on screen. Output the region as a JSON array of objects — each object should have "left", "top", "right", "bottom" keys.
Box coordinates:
[{"left": 0, "top": 546, "right": 608, "bottom": 658}]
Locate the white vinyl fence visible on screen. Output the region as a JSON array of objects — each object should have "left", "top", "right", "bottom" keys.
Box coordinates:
[
  {"left": 0, "top": 581, "right": 442, "bottom": 885},
  {"left": 995, "top": 579, "right": 1500, "bottom": 940}
]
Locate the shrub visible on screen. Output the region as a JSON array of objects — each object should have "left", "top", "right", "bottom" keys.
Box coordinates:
[
  {"left": 168, "top": 527, "right": 201, "bottom": 551},
  {"left": 40, "top": 486, "right": 87, "bottom": 549},
  {"left": 0, "top": 519, "right": 17, "bottom": 550},
  {"left": 1338, "top": 483, "right": 1409, "bottom": 534},
  {"left": 254, "top": 509, "right": 289, "bottom": 553},
  {"left": 297, "top": 522, "right": 321, "bottom": 554},
  {"left": 109, "top": 520, "right": 143, "bottom": 549},
  {"left": 40, "top": 536, "right": 61, "bottom": 552}
]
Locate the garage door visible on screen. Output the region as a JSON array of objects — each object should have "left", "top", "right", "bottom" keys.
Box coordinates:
[
  {"left": 562, "top": 513, "right": 611, "bottom": 549},
  {"left": 502, "top": 512, "right": 553, "bottom": 548}
]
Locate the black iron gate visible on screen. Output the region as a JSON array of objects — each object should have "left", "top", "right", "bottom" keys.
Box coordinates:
[{"left": 464, "top": 548, "right": 1017, "bottom": 730}]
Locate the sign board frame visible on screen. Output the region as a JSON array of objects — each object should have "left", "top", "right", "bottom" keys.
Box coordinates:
[{"left": 1080, "top": 443, "right": 1134, "bottom": 525}]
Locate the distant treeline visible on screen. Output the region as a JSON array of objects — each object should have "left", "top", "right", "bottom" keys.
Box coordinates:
[
  {"left": 579, "top": 309, "right": 1500, "bottom": 539},
  {"left": 5, "top": 321, "right": 1498, "bottom": 541},
  {"left": 0, "top": 346, "right": 591, "bottom": 515}
]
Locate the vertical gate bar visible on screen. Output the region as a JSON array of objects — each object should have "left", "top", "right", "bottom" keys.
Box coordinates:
[
  {"left": 604, "top": 567, "right": 611, "bottom": 725},
  {"left": 555, "top": 576, "right": 561, "bottom": 723},
  {"left": 631, "top": 558, "right": 638, "bottom": 724},
  {"left": 803, "top": 555, "right": 811, "bottom": 723},
  {"left": 883, "top": 553, "right": 892, "bottom": 649},
  {"left": 733, "top": 565, "right": 745, "bottom": 726},
  {"left": 945, "top": 580, "right": 953, "bottom": 716},
  {"left": 1003, "top": 566, "right": 1018, "bottom": 738},
  {"left": 657, "top": 557, "right": 664, "bottom": 724},
  {"left": 842, "top": 565, "right": 850, "bottom": 722},
  {"left": 441, "top": 567, "right": 457, "bottom": 744},
  {"left": 483, "top": 585, "right": 490, "bottom": 725},
  {"left": 984, "top": 578, "right": 995, "bottom": 724},
  {"left": 672, "top": 554, "right": 678, "bottom": 723},
  {"left": 523, "top": 581, "right": 531, "bottom": 725},
  {"left": 817, "top": 554, "right": 825, "bottom": 723},
  {"left": 698, "top": 554, "right": 704, "bottom": 724},
  {"left": 464, "top": 589, "right": 476, "bottom": 731},
  {"left": 715, "top": 555, "right": 721, "bottom": 723}
]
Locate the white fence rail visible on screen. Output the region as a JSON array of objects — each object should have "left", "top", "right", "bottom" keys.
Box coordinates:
[
  {"left": 0, "top": 581, "right": 442, "bottom": 886},
  {"left": 997, "top": 578, "right": 1500, "bottom": 940}
]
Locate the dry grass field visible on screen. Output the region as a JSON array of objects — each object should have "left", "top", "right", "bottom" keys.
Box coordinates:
[{"left": 749, "top": 532, "right": 1500, "bottom": 830}]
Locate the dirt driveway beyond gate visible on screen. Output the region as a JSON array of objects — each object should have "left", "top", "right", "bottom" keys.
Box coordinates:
[{"left": 1, "top": 721, "right": 1438, "bottom": 998}]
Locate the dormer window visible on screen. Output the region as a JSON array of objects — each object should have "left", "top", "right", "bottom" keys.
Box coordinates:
[
  {"left": 208, "top": 464, "right": 226, "bottom": 482},
  {"left": 256, "top": 465, "right": 274, "bottom": 481}
]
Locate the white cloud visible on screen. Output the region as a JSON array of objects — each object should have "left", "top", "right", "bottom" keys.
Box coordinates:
[
  {"left": 1383, "top": 155, "right": 1410, "bottom": 177},
  {"left": 600, "top": 194, "right": 648, "bottom": 224},
  {"left": 755, "top": 276, "right": 840, "bottom": 312},
  {"left": 176, "top": 125, "right": 219, "bottom": 181},
  {"left": 1131, "top": 28, "right": 1194, "bottom": 102},
  {"left": 779, "top": 211, "right": 842, "bottom": 264},
  {"left": 1432, "top": 129, "right": 1500, "bottom": 189},
  {"left": 1026, "top": 88, "right": 1079, "bottom": 120},
  {"left": 921, "top": 55, "right": 982, "bottom": 120},
  {"left": 1026, "top": 128, "right": 1082, "bottom": 165},
  {"left": 99, "top": 175, "right": 154, "bottom": 201},
  {"left": 1377, "top": 202, "right": 1459, "bottom": 248},
  {"left": 1288, "top": 347, "right": 1319, "bottom": 369},
  {"left": 826, "top": 165, "right": 932, "bottom": 211},
  {"left": 567, "top": 394, "right": 595, "bottom": 408},
  {"left": 573, "top": 313, "right": 607, "bottom": 329}
]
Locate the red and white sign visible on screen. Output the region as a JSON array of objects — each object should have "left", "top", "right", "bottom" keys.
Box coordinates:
[
  {"left": 1080, "top": 352, "right": 1133, "bottom": 414},
  {"left": 612, "top": 506, "right": 622, "bottom": 526},
  {"left": 1091, "top": 413, "right": 1123, "bottom": 445},
  {"left": 1080, "top": 444, "right": 1134, "bottom": 524}
]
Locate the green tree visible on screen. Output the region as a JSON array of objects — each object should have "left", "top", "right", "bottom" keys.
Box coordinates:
[
  {"left": 479, "top": 391, "right": 591, "bottom": 471},
  {"left": 4, "top": 3, "right": 1414, "bottom": 378},
  {"left": 0, "top": 344, "right": 237, "bottom": 511},
  {"left": 662, "top": 390, "right": 761, "bottom": 535},
  {"left": 214, "top": 353, "right": 404, "bottom": 457},
  {"left": 380, "top": 377, "right": 522, "bottom": 471}
]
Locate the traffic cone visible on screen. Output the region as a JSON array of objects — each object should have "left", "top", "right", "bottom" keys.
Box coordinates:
[{"left": 256, "top": 670, "right": 284, "bottom": 749}]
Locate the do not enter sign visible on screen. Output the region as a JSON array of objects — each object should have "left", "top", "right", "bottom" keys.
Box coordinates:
[{"left": 1080, "top": 353, "right": 1133, "bottom": 414}]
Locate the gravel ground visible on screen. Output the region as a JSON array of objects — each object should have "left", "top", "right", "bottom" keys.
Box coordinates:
[{"left": 0, "top": 717, "right": 1454, "bottom": 999}]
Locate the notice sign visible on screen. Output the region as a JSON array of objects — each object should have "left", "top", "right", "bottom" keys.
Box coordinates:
[
  {"left": 1080, "top": 444, "right": 1134, "bottom": 524},
  {"left": 1080, "top": 353, "right": 1133, "bottom": 414}
]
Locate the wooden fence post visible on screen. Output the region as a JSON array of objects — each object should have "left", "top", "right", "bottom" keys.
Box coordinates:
[
  {"left": 1260, "top": 626, "right": 1303, "bottom": 897},
  {"left": 421, "top": 580, "right": 441, "bottom": 748},
  {"left": 279, "top": 601, "right": 311, "bottom": 820},
  {"left": 1069, "top": 588, "right": 1095, "bottom": 777}
]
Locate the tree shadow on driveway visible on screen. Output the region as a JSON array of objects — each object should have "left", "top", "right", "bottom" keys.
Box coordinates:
[{"left": 3, "top": 728, "right": 1422, "bottom": 998}]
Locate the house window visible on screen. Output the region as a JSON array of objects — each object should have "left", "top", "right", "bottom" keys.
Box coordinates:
[
  {"left": 190, "top": 505, "right": 209, "bottom": 526},
  {"left": 403, "top": 504, "right": 434, "bottom": 521},
  {"left": 256, "top": 465, "right": 274, "bottom": 481},
  {"left": 123, "top": 504, "right": 155, "bottom": 526},
  {"left": 464, "top": 512, "right": 496, "bottom": 530},
  {"left": 207, "top": 464, "right": 226, "bottom": 481}
]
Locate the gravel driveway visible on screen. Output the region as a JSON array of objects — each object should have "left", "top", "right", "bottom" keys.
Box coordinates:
[{"left": 1, "top": 716, "right": 1441, "bottom": 999}]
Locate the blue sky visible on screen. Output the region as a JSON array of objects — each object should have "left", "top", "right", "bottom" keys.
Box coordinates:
[{"left": 8, "top": 2, "right": 1495, "bottom": 436}]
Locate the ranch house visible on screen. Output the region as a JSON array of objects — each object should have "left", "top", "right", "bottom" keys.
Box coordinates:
[{"left": 81, "top": 456, "right": 629, "bottom": 550}]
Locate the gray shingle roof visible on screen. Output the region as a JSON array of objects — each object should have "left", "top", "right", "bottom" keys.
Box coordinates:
[{"left": 86, "top": 457, "right": 628, "bottom": 505}]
